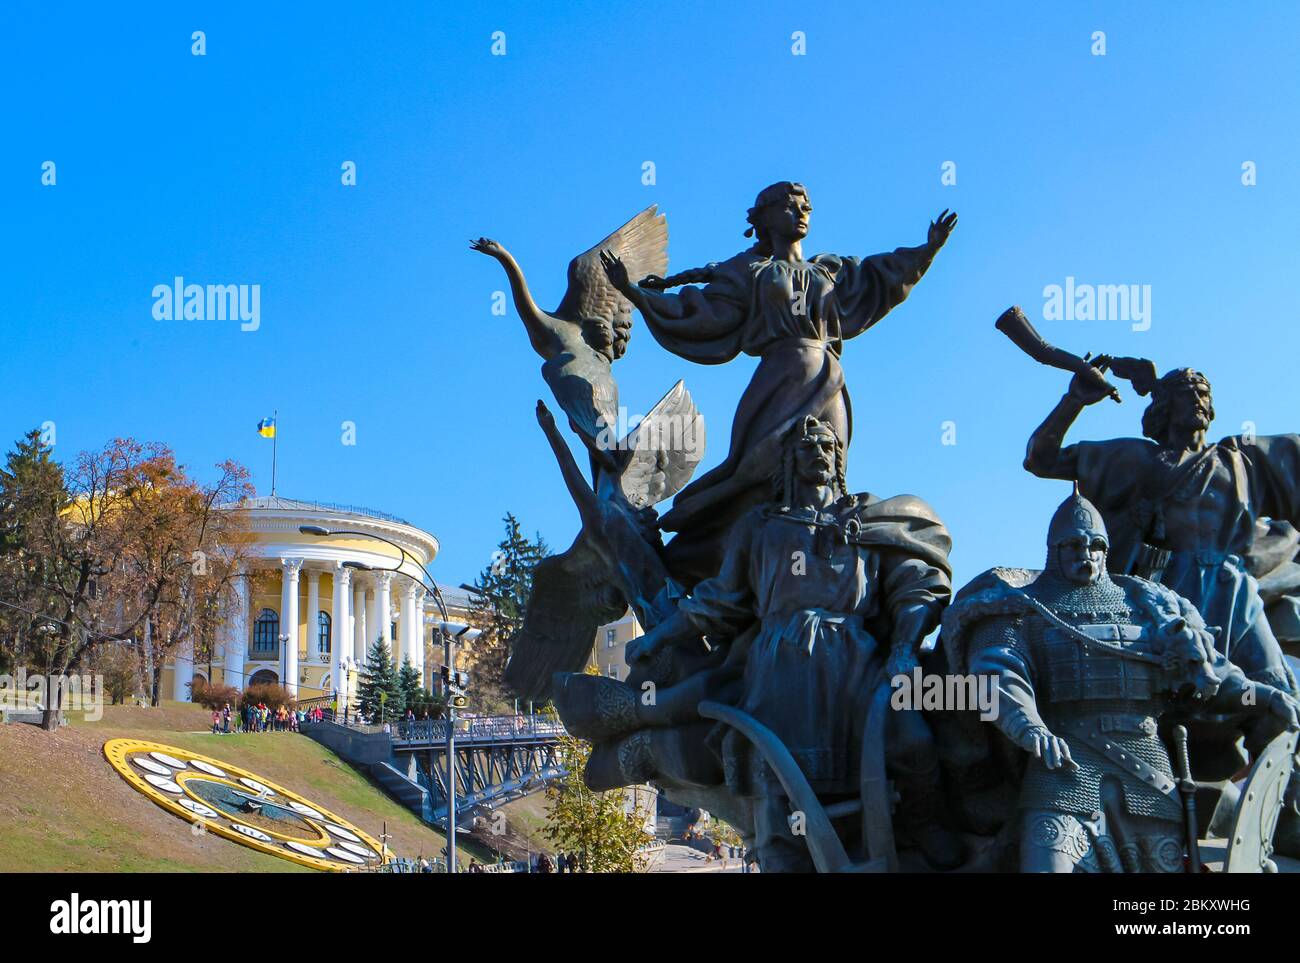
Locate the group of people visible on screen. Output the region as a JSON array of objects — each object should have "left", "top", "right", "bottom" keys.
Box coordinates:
[
  {"left": 246, "top": 702, "right": 297, "bottom": 733},
  {"left": 459, "top": 852, "right": 588, "bottom": 873},
  {"left": 532, "top": 851, "right": 584, "bottom": 873},
  {"left": 206, "top": 702, "right": 327, "bottom": 734},
  {"left": 208, "top": 704, "right": 233, "bottom": 734}
]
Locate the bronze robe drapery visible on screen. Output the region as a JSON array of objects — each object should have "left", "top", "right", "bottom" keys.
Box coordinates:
[
  {"left": 675, "top": 494, "right": 952, "bottom": 797},
  {"left": 634, "top": 244, "right": 936, "bottom": 583}
]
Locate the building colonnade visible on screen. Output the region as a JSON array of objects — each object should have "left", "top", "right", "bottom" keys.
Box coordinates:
[{"left": 173, "top": 557, "right": 430, "bottom": 702}]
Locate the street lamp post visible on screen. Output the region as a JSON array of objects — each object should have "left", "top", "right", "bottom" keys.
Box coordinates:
[
  {"left": 277, "top": 633, "right": 289, "bottom": 688},
  {"left": 303, "top": 524, "right": 452, "bottom": 671},
  {"left": 301, "top": 525, "right": 481, "bottom": 872},
  {"left": 444, "top": 628, "right": 457, "bottom": 872},
  {"left": 299, "top": 524, "right": 444, "bottom": 606},
  {"left": 435, "top": 618, "right": 477, "bottom": 873},
  {"left": 334, "top": 653, "right": 358, "bottom": 724}
]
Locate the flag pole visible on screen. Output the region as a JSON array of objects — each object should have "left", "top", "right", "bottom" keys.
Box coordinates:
[{"left": 271, "top": 409, "right": 278, "bottom": 496}]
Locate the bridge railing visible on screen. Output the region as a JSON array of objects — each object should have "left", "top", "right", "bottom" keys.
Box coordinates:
[
  {"left": 392, "top": 714, "right": 566, "bottom": 745},
  {"left": 310, "top": 710, "right": 566, "bottom": 744},
  {"left": 359, "top": 856, "right": 449, "bottom": 873}
]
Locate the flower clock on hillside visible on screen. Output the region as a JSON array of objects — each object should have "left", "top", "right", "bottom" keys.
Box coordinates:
[{"left": 104, "top": 739, "right": 388, "bottom": 871}]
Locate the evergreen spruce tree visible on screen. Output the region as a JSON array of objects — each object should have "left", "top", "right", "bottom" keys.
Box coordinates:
[
  {"left": 0, "top": 429, "right": 70, "bottom": 678},
  {"left": 357, "top": 637, "right": 404, "bottom": 723},
  {"left": 397, "top": 658, "right": 424, "bottom": 715},
  {"left": 0, "top": 428, "right": 67, "bottom": 556},
  {"left": 465, "top": 512, "right": 547, "bottom": 710}
]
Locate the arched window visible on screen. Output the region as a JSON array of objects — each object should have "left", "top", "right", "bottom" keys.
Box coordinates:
[
  {"left": 253, "top": 608, "right": 279, "bottom": 653},
  {"left": 318, "top": 611, "right": 331, "bottom": 656}
]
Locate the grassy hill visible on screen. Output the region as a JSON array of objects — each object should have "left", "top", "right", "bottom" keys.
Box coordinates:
[{"left": 0, "top": 702, "right": 479, "bottom": 873}]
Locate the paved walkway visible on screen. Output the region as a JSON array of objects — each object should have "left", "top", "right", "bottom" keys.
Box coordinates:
[{"left": 651, "top": 843, "right": 745, "bottom": 873}]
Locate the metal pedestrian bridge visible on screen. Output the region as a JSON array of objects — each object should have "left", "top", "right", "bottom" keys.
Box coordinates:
[
  {"left": 304, "top": 711, "right": 568, "bottom": 827},
  {"left": 390, "top": 714, "right": 567, "bottom": 823}
]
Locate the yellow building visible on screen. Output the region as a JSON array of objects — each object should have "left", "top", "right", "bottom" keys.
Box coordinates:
[
  {"left": 161, "top": 497, "right": 471, "bottom": 706},
  {"left": 590, "top": 610, "right": 659, "bottom": 833},
  {"left": 591, "top": 609, "right": 643, "bottom": 682}
]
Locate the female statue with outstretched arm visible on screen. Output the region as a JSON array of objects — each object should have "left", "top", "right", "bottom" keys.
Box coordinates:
[{"left": 601, "top": 182, "right": 957, "bottom": 584}]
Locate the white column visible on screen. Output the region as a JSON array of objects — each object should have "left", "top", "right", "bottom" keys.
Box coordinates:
[
  {"left": 366, "top": 584, "right": 380, "bottom": 658},
  {"left": 414, "top": 589, "right": 427, "bottom": 682},
  {"left": 306, "top": 569, "right": 321, "bottom": 669},
  {"left": 376, "top": 572, "right": 394, "bottom": 656},
  {"left": 352, "top": 581, "right": 366, "bottom": 663},
  {"left": 172, "top": 637, "right": 194, "bottom": 702},
  {"left": 224, "top": 565, "right": 250, "bottom": 690},
  {"left": 400, "top": 581, "right": 418, "bottom": 671},
  {"left": 280, "top": 557, "right": 303, "bottom": 696},
  {"left": 331, "top": 564, "right": 351, "bottom": 704}
]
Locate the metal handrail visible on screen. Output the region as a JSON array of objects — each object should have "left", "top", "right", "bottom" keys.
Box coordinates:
[
  {"left": 308, "top": 710, "right": 566, "bottom": 742},
  {"left": 392, "top": 714, "right": 566, "bottom": 744}
]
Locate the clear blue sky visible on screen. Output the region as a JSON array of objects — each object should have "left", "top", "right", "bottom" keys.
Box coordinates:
[{"left": 3, "top": 2, "right": 1298, "bottom": 589}]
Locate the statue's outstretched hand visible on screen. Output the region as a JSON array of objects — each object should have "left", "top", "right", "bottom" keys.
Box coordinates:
[
  {"left": 1024, "top": 726, "right": 1079, "bottom": 770},
  {"left": 600, "top": 248, "right": 633, "bottom": 294},
  {"left": 927, "top": 209, "right": 958, "bottom": 250},
  {"left": 470, "top": 237, "right": 504, "bottom": 257},
  {"left": 1067, "top": 354, "right": 1116, "bottom": 406}
]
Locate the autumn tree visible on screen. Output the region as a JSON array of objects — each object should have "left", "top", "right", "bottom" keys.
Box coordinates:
[
  {"left": 0, "top": 431, "right": 253, "bottom": 726},
  {"left": 544, "top": 703, "right": 652, "bottom": 872},
  {"left": 0, "top": 431, "right": 149, "bottom": 727},
  {"left": 110, "top": 444, "right": 253, "bottom": 705}
]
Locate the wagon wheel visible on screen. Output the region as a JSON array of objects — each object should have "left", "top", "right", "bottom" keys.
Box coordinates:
[
  {"left": 1223, "top": 730, "right": 1297, "bottom": 873},
  {"left": 860, "top": 672, "right": 899, "bottom": 872},
  {"left": 698, "top": 700, "right": 855, "bottom": 873}
]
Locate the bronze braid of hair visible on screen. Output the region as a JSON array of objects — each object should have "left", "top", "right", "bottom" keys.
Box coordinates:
[
  {"left": 637, "top": 264, "right": 718, "bottom": 290},
  {"left": 641, "top": 183, "right": 806, "bottom": 291}
]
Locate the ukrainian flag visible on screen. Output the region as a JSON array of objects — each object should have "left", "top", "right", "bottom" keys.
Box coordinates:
[{"left": 256, "top": 417, "right": 276, "bottom": 438}]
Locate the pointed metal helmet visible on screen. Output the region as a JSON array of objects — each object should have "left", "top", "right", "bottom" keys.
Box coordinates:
[{"left": 1047, "top": 483, "right": 1108, "bottom": 550}]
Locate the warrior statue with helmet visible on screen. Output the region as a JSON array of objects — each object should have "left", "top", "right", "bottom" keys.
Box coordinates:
[
  {"left": 942, "top": 487, "right": 1300, "bottom": 872},
  {"left": 1005, "top": 326, "right": 1300, "bottom": 853}
]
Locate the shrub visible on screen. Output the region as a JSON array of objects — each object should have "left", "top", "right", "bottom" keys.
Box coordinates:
[
  {"left": 238, "top": 683, "right": 296, "bottom": 712},
  {"left": 191, "top": 678, "right": 241, "bottom": 710}
]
